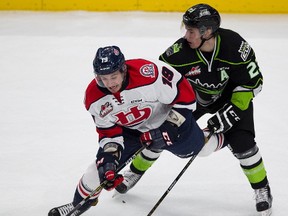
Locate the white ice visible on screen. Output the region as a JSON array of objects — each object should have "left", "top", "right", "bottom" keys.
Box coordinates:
[{"left": 1, "top": 11, "right": 288, "bottom": 216}]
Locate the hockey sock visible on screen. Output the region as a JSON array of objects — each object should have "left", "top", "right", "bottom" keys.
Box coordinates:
[
  {"left": 198, "top": 132, "right": 225, "bottom": 157},
  {"left": 72, "top": 186, "right": 98, "bottom": 213},
  {"left": 234, "top": 145, "right": 268, "bottom": 189},
  {"left": 131, "top": 148, "right": 162, "bottom": 174}
]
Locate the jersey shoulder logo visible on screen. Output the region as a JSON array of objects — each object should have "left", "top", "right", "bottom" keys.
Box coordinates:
[
  {"left": 165, "top": 43, "right": 182, "bottom": 57},
  {"left": 140, "top": 63, "right": 155, "bottom": 78},
  {"left": 238, "top": 41, "right": 251, "bottom": 61}
]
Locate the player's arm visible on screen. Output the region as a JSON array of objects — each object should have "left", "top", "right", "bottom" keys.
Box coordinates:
[
  {"left": 140, "top": 61, "right": 196, "bottom": 150},
  {"left": 92, "top": 114, "right": 125, "bottom": 190},
  {"left": 230, "top": 56, "right": 263, "bottom": 111},
  {"left": 208, "top": 48, "right": 263, "bottom": 133},
  {"left": 154, "top": 59, "right": 196, "bottom": 110},
  {"left": 84, "top": 82, "right": 125, "bottom": 190}
]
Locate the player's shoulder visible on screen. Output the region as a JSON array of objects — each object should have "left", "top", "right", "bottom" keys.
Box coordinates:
[
  {"left": 84, "top": 79, "right": 106, "bottom": 110},
  {"left": 218, "top": 28, "right": 255, "bottom": 62},
  {"left": 161, "top": 38, "right": 188, "bottom": 56},
  {"left": 218, "top": 28, "right": 246, "bottom": 47},
  {"left": 126, "top": 58, "right": 158, "bottom": 71},
  {"left": 159, "top": 38, "right": 192, "bottom": 65},
  {"left": 125, "top": 58, "right": 160, "bottom": 88}
]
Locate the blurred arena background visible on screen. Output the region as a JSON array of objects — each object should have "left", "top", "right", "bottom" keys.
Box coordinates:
[{"left": 0, "top": 0, "right": 287, "bottom": 13}]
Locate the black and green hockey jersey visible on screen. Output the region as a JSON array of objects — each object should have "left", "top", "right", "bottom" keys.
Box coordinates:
[{"left": 159, "top": 28, "right": 263, "bottom": 113}]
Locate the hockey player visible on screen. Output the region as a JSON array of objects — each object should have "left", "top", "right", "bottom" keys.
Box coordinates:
[
  {"left": 115, "top": 3, "right": 273, "bottom": 216},
  {"left": 48, "top": 45, "right": 225, "bottom": 216}
]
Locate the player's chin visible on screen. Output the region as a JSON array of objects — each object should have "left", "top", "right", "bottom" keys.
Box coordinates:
[
  {"left": 109, "top": 86, "right": 120, "bottom": 93},
  {"left": 188, "top": 42, "right": 197, "bottom": 49}
]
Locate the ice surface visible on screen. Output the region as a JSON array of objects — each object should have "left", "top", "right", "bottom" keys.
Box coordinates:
[{"left": 1, "top": 11, "right": 288, "bottom": 216}]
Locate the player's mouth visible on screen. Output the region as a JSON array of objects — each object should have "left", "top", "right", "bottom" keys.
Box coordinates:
[{"left": 109, "top": 85, "right": 119, "bottom": 93}]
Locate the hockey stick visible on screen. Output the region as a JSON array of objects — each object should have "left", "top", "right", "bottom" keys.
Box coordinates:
[
  {"left": 146, "top": 131, "right": 214, "bottom": 216},
  {"left": 66, "top": 145, "right": 146, "bottom": 216}
]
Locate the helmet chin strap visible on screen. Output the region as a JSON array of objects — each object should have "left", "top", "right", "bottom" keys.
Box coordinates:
[
  {"left": 120, "top": 67, "right": 128, "bottom": 91},
  {"left": 197, "top": 34, "right": 214, "bottom": 50},
  {"left": 197, "top": 36, "right": 206, "bottom": 49}
]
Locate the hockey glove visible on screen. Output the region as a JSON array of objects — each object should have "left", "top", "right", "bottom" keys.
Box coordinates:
[
  {"left": 140, "top": 120, "right": 179, "bottom": 151},
  {"left": 207, "top": 103, "right": 241, "bottom": 134},
  {"left": 96, "top": 152, "right": 123, "bottom": 191}
]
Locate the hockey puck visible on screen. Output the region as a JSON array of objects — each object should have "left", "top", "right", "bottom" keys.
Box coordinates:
[{"left": 122, "top": 200, "right": 126, "bottom": 203}]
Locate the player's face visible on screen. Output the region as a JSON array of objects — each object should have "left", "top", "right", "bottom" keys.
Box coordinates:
[
  {"left": 184, "top": 26, "right": 203, "bottom": 49},
  {"left": 98, "top": 70, "right": 124, "bottom": 93}
]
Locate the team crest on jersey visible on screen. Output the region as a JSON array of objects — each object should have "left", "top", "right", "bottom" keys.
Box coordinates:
[
  {"left": 186, "top": 66, "right": 201, "bottom": 76},
  {"left": 140, "top": 64, "right": 155, "bottom": 78},
  {"left": 115, "top": 105, "right": 152, "bottom": 127},
  {"left": 238, "top": 41, "right": 251, "bottom": 61},
  {"left": 99, "top": 102, "right": 113, "bottom": 118}
]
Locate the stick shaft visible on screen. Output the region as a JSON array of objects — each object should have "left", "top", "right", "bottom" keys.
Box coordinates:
[
  {"left": 147, "top": 130, "right": 214, "bottom": 216},
  {"left": 147, "top": 154, "right": 197, "bottom": 216}
]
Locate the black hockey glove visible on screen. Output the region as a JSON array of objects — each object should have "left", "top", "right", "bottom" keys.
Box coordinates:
[
  {"left": 96, "top": 152, "right": 123, "bottom": 191},
  {"left": 207, "top": 103, "right": 241, "bottom": 134},
  {"left": 140, "top": 120, "right": 179, "bottom": 151}
]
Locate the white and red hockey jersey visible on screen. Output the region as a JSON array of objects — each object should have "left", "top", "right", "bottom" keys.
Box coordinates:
[{"left": 84, "top": 59, "right": 196, "bottom": 149}]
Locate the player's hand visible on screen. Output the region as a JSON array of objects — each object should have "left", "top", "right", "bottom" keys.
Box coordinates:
[
  {"left": 140, "top": 129, "right": 164, "bottom": 149},
  {"left": 140, "top": 121, "right": 178, "bottom": 150},
  {"left": 96, "top": 152, "right": 123, "bottom": 191},
  {"left": 207, "top": 103, "right": 241, "bottom": 133}
]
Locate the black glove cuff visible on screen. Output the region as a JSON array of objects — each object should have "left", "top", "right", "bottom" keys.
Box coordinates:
[
  {"left": 224, "top": 102, "right": 242, "bottom": 122},
  {"left": 207, "top": 102, "right": 243, "bottom": 133}
]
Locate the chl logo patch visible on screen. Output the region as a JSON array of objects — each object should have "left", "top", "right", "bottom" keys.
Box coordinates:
[
  {"left": 186, "top": 66, "right": 201, "bottom": 76},
  {"left": 140, "top": 64, "right": 155, "bottom": 78},
  {"left": 100, "top": 102, "right": 113, "bottom": 118}
]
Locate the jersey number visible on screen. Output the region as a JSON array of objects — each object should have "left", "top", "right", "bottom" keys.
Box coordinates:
[
  {"left": 247, "top": 61, "right": 260, "bottom": 79},
  {"left": 162, "top": 66, "right": 174, "bottom": 87}
]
